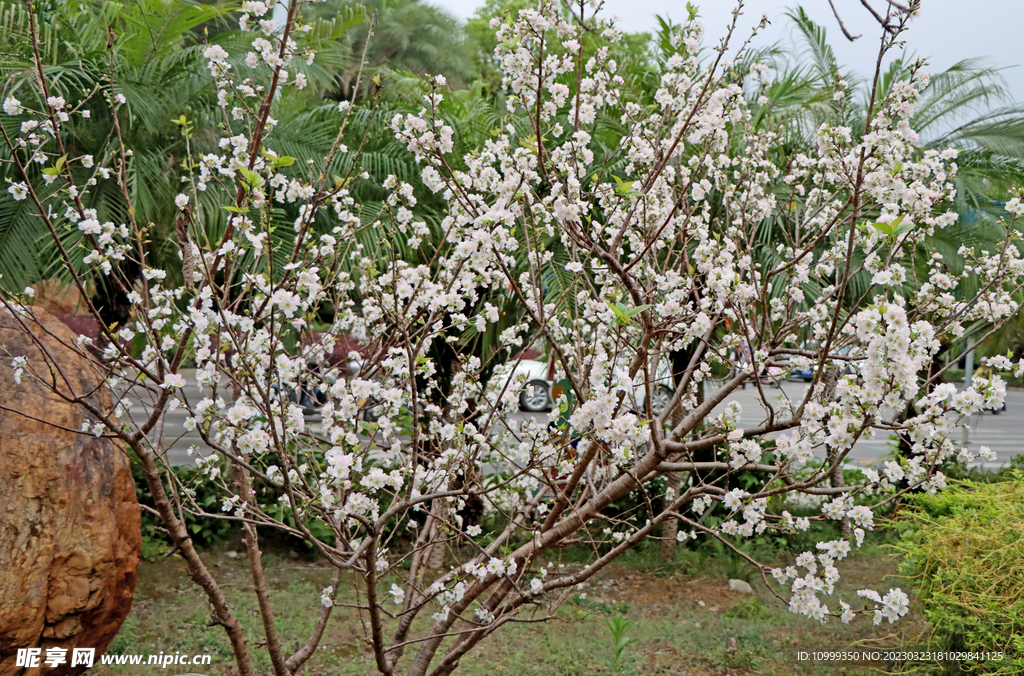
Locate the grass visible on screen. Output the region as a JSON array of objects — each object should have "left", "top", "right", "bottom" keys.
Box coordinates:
[{"left": 91, "top": 533, "right": 929, "bottom": 676}]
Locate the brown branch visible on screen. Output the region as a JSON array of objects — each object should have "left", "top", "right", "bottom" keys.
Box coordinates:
[{"left": 829, "top": 0, "right": 862, "bottom": 41}]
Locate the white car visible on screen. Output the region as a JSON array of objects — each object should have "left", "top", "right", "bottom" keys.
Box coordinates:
[
  {"left": 511, "top": 359, "right": 554, "bottom": 412},
  {"left": 511, "top": 358, "right": 676, "bottom": 417}
]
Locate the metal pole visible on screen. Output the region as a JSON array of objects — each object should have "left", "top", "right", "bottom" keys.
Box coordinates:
[{"left": 962, "top": 349, "right": 974, "bottom": 448}]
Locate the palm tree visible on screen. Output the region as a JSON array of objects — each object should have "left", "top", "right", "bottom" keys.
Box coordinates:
[
  {"left": 0, "top": 0, "right": 235, "bottom": 298},
  {"left": 309, "top": 0, "right": 474, "bottom": 98},
  {"left": 776, "top": 8, "right": 1024, "bottom": 213},
  {"left": 747, "top": 9, "right": 1024, "bottom": 460},
  {"left": 744, "top": 9, "right": 1024, "bottom": 313},
  {"left": 0, "top": 0, "right": 355, "bottom": 300}
]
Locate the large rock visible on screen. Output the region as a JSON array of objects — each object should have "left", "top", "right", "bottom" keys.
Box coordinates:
[
  {"left": 31, "top": 280, "right": 91, "bottom": 316},
  {"left": 0, "top": 307, "right": 141, "bottom": 675}
]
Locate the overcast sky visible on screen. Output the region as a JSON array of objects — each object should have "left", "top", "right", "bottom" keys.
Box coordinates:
[{"left": 437, "top": 0, "right": 1024, "bottom": 105}]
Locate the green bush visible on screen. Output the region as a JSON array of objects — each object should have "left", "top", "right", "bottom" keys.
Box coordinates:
[
  {"left": 941, "top": 454, "right": 1024, "bottom": 483},
  {"left": 895, "top": 476, "right": 1024, "bottom": 674},
  {"left": 131, "top": 459, "right": 235, "bottom": 557},
  {"left": 131, "top": 453, "right": 341, "bottom": 557},
  {"left": 723, "top": 596, "right": 770, "bottom": 620}
]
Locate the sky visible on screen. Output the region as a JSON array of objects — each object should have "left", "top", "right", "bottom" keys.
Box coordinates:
[{"left": 435, "top": 0, "right": 1024, "bottom": 105}]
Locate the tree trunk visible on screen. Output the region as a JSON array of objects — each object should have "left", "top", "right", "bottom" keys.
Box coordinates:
[
  {"left": 425, "top": 502, "right": 447, "bottom": 570},
  {"left": 660, "top": 470, "right": 683, "bottom": 559},
  {"left": 661, "top": 379, "right": 701, "bottom": 560}
]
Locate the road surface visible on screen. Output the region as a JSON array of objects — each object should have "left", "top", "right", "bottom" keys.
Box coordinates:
[{"left": 132, "top": 372, "right": 1022, "bottom": 469}]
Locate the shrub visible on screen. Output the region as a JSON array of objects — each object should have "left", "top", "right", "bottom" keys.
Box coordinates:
[
  {"left": 131, "top": 459, "right": 235, "bottom": 556},
  {"left": 895, "top": 476, "right": 1024, "bottom": 674},
  {"left": 132, "top": 456, "right": 340, "bottom": 557},
  {"left": 941, "top": 454, "right": 1024, "bottom": 484}
]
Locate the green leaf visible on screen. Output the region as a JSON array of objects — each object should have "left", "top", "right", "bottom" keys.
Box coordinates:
[
  {"left": 893, "top": 215, "right": 914, "bottom": 235},
  {"left": 222, "top": 205, "right": 249, "bottom": 214},
  {"left": 239, "top": 167, "right": 263, "bottom": 189},
  {"left": 611, "top": 174, "right": 642, "bottom": 196},
  {"left": 871, "top": 213, "right": 906, "bottom": 238},
  {"left": 608, "top": 301, "right": 650, "bottom": 325},
  {"left": 263, "top": 149, "right": 295, "bottom": 168},
  {"left": 623, "top": 304, "right": 652, "bottom": 319},
  {"left": 41, "top": 155, "right": 68, "bottom": 177},
  {"left": 608, "top": 301, "right": 628, "bottom": 323}
]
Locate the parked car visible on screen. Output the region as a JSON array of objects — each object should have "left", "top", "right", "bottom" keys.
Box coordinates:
[
  {"left": 512, "top": 359, "right": 554, "bottom": 412},
  {"left": 511, "top": 358, "right": 676, "bottom": 418},
  {"left": 789, "top": 367, "right": 815, "bottom": 382}
]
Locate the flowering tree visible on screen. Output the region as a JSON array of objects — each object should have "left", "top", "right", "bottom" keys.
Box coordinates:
[{"left": 3, "top": 1, "right": 1024, "bottom": 675}]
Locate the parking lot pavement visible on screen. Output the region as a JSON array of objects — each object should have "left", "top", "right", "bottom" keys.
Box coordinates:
[
  {"left": 117, "top": 372, "right": 209, "bottom": 467},
  {"left": 127, "top": 371, "right": 1022, "bottom": 469}
]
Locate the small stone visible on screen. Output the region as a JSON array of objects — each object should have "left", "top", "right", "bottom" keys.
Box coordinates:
[
  {"left": 225, "top": 550, "right": 239, "bottom": 559},
  {"left": 697, "top": 600, "right": 705, "bottom": 607},
  {"left": 728, "top": 578, "right": 754, "bottom": 594}
]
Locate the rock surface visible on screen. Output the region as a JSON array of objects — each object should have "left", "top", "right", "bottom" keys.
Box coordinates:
[
  {"left": 728, "top": 579, "right": 754, "bottom": 594},
  {"left": 0, "top": 307, "right": 141, "bottom": 675},
  {"left": 31, "top": 280, "right": 91, "bottom": 316}
]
